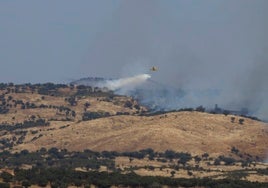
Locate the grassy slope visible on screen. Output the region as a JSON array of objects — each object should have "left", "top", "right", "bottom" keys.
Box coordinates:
[
  {"left": 12, "top": 111, "right": 268, "bottom": 160},
  {"left": 0, "top": 86, "right": 267, "bottom": 160},
  {"left": 0, "top": 85, "right": 268, "bottom": 183}
]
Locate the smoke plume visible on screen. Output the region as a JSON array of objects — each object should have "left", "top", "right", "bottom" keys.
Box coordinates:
[
  {"left": 102, "top": 74, "right": 151, "bottom": 93},
  {"left": 84, "top": 0, "right": 268, "bottom": 120}
]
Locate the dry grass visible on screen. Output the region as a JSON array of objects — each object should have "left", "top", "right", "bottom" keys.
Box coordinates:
[
  {"left": 1, "top": 89, "right": 268, "bottom": 182},
  {"left": 9, "top": 111, "right": 268, "bottom": 161}
]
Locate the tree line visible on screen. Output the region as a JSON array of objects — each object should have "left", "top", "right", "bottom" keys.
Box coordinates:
[{"left": 1, "top": 168, "right": 268, "bottom": 188}]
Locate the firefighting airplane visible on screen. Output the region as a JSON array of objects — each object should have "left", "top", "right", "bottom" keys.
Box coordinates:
[{"left": 150, "top": 66, "right": 158, "bottom": 71}]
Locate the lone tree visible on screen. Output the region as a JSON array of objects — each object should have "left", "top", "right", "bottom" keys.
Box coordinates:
[
  {"left": 195, "top": 105, "right": 205, "bottom": 112},
  {"left": 239, "top": 118, "right": 245, "bottom": 125}
]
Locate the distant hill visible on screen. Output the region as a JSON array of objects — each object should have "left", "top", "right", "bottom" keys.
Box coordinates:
[
  {"left": 70, "top": 76, "right": 187, "bottom": 111},
  {"left": 70, "top": 77, "right": 109, "bottom": 87},
  {"left": 70, "top": 77, "right": 253, "bottom": 118}
]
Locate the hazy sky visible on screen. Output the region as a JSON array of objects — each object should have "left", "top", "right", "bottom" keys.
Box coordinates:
[
  {"left": 0, "top": 0, "right": 119, "bottom": 83},
  {"left": 0, "top": 0, "right": 267, "bottom": 84},
  {"left": 1, "top": 0, "right": 268, "bottom": 116}
]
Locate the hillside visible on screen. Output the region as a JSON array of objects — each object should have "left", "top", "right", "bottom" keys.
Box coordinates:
[
  {"left": 0, "top": 83, "right": 267, "bottom": 159},
  {"left": 14, "top": 112, "right": 268, "bottom": 160},
  {"left": 0, "top": 83, "right": 268, "bottom": 186}
]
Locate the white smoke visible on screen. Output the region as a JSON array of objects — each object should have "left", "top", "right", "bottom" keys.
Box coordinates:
[
  {"left": 84, "top": 0, "right": 268, "bottom": 120},
  {"left": 103, "top": 74, "right": 151, "bottom": 92}
]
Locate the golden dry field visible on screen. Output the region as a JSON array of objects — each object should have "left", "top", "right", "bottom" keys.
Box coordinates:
[{"left": 0, "top": 84, "right": 267, "bottom": 186}]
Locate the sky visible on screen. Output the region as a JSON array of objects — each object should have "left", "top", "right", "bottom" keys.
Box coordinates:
[
  {"left": 0, "top": 0, "right": 268, "bottom": 117},
  {"left": 0, "top": 0, "right": 118, "bottom": 83},
  {"left": 0, "top": 0, "right": 266, "bottom": 84}
]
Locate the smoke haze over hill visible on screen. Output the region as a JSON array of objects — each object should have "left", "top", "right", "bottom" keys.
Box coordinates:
[{"left": 81, "top": 0, "right": 268, "bottom": 119}]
